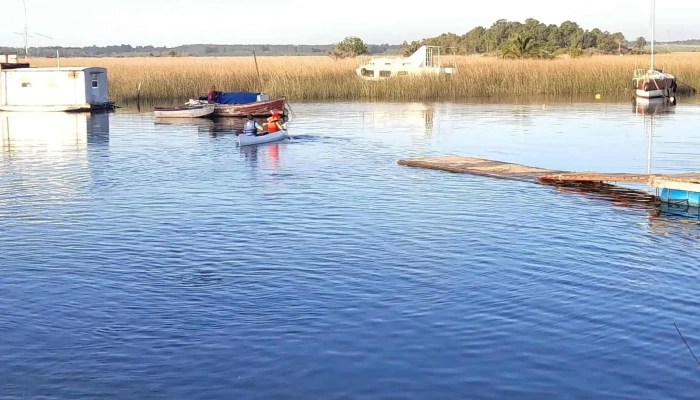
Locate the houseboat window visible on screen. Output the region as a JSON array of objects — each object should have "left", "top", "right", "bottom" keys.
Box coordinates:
[
  {"left": 361, "top": 68, "right": 374, "bottom": 77},
  {"left": 91, "top": 73, "right": 99, "bottom": 88},
  {"left": 379, "top": 71, "right": 391, "bottom": 77},
  {"left": 397, "top": 71, "right": 408, "bottom": 76},
  {"left": 21, "top": 82, "right": 31, "bottom": 88}
]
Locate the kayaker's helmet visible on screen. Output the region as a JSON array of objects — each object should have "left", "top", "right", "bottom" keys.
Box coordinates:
[
  {"left": 270, "top": 113, "right": 282, "bottom": 121},
  {"left": 247, "top": 114, "right": 253, "bottom": 120}
]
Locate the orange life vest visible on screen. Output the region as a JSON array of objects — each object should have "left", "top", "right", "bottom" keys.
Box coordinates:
[{"left": 267, "top": 121, "right": 280, "bottom": 133}]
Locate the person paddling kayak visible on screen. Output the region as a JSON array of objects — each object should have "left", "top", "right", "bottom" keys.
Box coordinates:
[{"left": 243, "top": 114, "right": 263, "bottom": 135}]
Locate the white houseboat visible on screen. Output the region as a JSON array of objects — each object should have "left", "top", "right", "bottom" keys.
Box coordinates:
[
  {"left": 356, "top": 46, "right": 457, "bottom": 80},
  {"left": 0, "top": 67, "right": 114, "bottom": 112}
]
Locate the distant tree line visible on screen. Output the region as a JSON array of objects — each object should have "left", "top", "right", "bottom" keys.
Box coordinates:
[
  {"left": 660, "top": 39, "right": 700, "bottom": 46},
  {"left": 400, "top": 19, "right": 642, "bottom": 58},
  {"left": 2, "top": 18, "right": 697, "bottom": 59},
  {"left": 0, "top": 43, "right": 400, "bottom": 58}
]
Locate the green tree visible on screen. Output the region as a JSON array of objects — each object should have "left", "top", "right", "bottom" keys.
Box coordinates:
[
  {"left": 336, "top": 36, "right": 368, "bottom": 57},
  {"left": 636, "top": 36, "right": 648, "bottom": 48},
  {"left": 168, "top": 50, "right": 177, "bottom": 57},
  {"left": 501, "top": 33, "right": 544, "bottom": 59},
  {"left": 412, "top": 18, "right": 636, "bottom": 56},
  {"left": 611, "top": 32, "right": 626, "bottom": 53}
]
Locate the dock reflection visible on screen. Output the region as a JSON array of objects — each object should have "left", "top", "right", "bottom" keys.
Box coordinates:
[
  {"left": 537, "top": 97, "right": 693, "bottom": 234},
  {"left": 543, "top": 180, "right": 700, "bottom": 237}
]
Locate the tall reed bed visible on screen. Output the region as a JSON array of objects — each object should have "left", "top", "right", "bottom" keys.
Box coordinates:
[{"left": 31, "top": 54, "right": 700, "bottom": 102}]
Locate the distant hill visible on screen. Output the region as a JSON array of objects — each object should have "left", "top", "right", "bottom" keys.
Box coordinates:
[{"left": 0, "top": 43, "right": 401, "bottom": 58}]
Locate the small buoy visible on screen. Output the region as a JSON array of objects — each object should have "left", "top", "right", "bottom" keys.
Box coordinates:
[{"left": 595, "top": 94, "right": 601, "bottom": 100}]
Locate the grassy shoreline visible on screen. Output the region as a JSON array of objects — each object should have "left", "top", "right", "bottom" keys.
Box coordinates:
[{"left": 31, "top": 54, "right": 700, "bottom": 102}]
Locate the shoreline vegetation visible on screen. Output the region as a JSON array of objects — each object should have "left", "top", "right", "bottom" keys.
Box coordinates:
[
  {"left": 15, "top": 18, "right": 700, "bottom": 102},
  {"left": 30, "top": 54, "right": 700, "bottom": 102}
]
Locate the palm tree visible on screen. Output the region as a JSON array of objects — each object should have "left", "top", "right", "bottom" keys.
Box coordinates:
[{"left": 501, "top": 34, "right": 542, "bottom": 59}]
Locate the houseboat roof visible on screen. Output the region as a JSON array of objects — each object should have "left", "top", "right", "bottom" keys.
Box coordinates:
[
  {"left": 361, "top": 46, "right": 447, "bottom": 69},
  {"left": 2, "top": 67, "right": 106, "bottom": 73}
]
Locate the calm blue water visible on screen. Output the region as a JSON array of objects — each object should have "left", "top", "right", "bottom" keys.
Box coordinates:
[{"left": 2, "top": 100, "right": 700, "bottom": 399}]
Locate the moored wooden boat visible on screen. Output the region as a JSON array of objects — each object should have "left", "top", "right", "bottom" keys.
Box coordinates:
[
  {"left": 153, "top": 104, "right": 215, "bottom": 118},
  {"left": 238, "top": 130, "right": 288, "bottom": 146},
  {"left": 214, "top": 97, "right": 286, "bottom": 117}
]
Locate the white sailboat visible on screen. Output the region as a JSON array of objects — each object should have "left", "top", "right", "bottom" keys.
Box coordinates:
[{"left": 633, "top": 0, "right": 677, "bottom": 102}]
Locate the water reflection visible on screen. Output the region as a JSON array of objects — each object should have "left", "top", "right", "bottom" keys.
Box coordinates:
[
  {"left": 154, "top": 117, "right": 215, "bottom": 128},
  {"left": 4, "top": 101, "right": 700, "bottom": 399},
  {"left": 0, "top": 112, "right": 110, "bottom": 213},
  {"left": 542, "top": 179, "right": 700, "bottom": 238},
  {"left": 647, "top": 204, "right": 700, "bottom": 239},
  {"left": 240, "top": 142, "right": 282, "bottom": 171},
  {"left": 1, "top": 111, "right": 109, "bottom": 161},
  {"left": 154, "top": 116, "right": 284, "bottom": 139},
  {"left": 544, "top": 181, "right": 657, "bottom": 211},
  {"left": 535, "top": 97, "right": 696, "bottom": 234},
  {"left": 633, "top": 97, "right": 676, "bottom": 116},
  {"left": 360, "top": 103, "right": 438, "bottom": 137}
]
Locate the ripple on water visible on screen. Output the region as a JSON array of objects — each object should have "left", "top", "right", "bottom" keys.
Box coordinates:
[{"left": 1, "top": 102, "right": 700, "bottom": 399}]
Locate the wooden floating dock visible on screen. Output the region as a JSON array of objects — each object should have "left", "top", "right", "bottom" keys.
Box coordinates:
[
  {"left": 397, "top": 156, "right": 560, "bottom": 182},
  {"left": 398, "top": 156, "right": 700, "bottom": 206}
]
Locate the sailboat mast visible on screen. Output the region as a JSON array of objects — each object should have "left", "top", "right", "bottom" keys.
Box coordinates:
[{"left": 650, "top": 0, "right": 655, "bottom": 70}]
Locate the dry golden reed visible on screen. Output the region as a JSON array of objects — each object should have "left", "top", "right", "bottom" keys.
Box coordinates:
[{"left": 31, "top": 54, "right": 700, "bottom": 102}]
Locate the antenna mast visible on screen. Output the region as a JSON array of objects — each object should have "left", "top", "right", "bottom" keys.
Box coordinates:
[{"left": 23, "top": 0, "right": 29, "bottom": 60}]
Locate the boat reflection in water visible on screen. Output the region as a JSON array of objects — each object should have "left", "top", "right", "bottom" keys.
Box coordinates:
[
  {"left": 154, "top": 117, "right": 215, "bottom": 128},
  {"left": 154, "top": 116, "right": 276, "bottom": 139},
  {"left": 0, "top": 111, "right": 110, "bottom": 209},
  {"left": 1, "top": 111, "right": 109, "bottom": 159},
  {"left": 633, "top": 96, "right": 676, "bottom": 116}
]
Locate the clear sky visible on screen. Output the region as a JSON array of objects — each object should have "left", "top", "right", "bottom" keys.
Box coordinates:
[{"left": 1, "top": 0, "right": 698, "bottom": 47}]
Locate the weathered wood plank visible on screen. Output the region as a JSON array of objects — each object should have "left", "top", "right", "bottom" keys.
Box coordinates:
[
  {"left": 539, "top": 172, "right": 652, "bottom": 182},
  {"left": 397, "top": 156, "right": 561, "bottom": 182},
  {"left": 398, "top": 156, "right": 700, "bottom": 186}
]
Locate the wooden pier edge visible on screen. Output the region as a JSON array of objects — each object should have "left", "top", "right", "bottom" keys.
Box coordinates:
[{"left": 398, "top": 155, "right": 700, "bottom": 187}]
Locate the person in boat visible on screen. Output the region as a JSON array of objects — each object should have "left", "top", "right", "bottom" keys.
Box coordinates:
[
  {"left": 206, "top": 86, "right": 219, "bottom": 103},
  {"left": 263, "top": 113, "right": 285, "bottom": 134},
  {"left": 243, "top": 114, "right": 263, "bottom": 135}
]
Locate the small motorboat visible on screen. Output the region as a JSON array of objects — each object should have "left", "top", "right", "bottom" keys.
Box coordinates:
[
  {"left": 153, "top": 103, "right": 215, "bottom": 118},
  {"left": 238, "top": 130, "right": 288, "bottom": 146}
]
